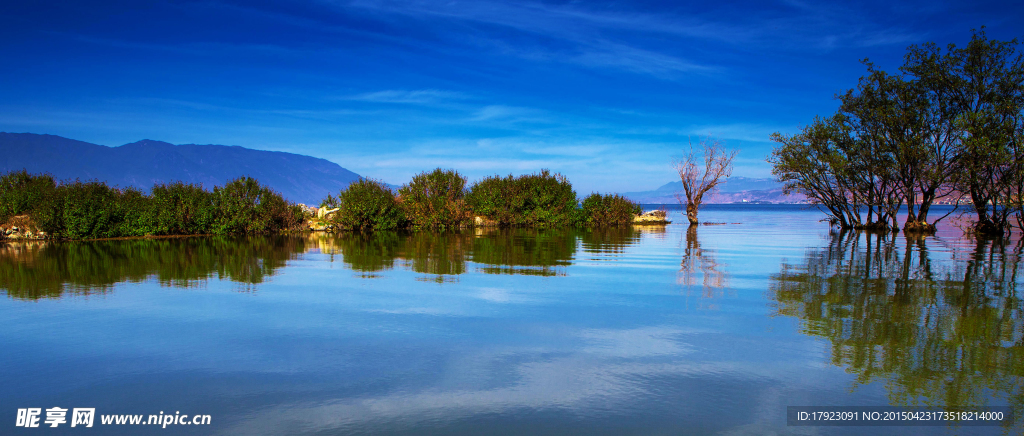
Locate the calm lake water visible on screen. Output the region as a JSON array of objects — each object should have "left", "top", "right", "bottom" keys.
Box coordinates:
[{"left": 2, "top": 205, "right": 1021, "bottom": 435}]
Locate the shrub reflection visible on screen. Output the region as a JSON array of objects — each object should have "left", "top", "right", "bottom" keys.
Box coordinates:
[
  {"left": 1, "top": 228, "right": 647, "bottom": 297},
  {"left": 0, "top": 236, "right": 309, "bottom": 299}
]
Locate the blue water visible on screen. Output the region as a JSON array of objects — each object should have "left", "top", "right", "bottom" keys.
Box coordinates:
[{"left": 1, "top": 205, "right": 1020, "bottom": 435}]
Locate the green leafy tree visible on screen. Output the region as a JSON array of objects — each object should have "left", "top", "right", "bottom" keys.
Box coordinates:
[
  {"left": 902, "top": 28, "right": 1024, "bottom": 235},
  {"left": 213, "top": 177, "right": 300, "bottom": 234},
  {"left": 35, "top": 180, "right": 147, "bottom": 239},
  {"left": 335, "top": 178, "right": 406, "bottom": 231},
  {"left": 770, "top": 116, "right": 860, "bottom": 228},
  {"left": 150, "top": 182, "right": 217, "bottom": 235},
  {"left": 398, "top": 168, "right": 471, "bottom": 230},
  {"left": 578, "top": 193, "right": 641, "bottom": 227},
  {"left": 771, "top": 29, "right": 1024, "bottom": 235},
  {"left": 0, "top": 170, "right": 56, "bottom": 221},
  {"left": 465, "top": 169, "right": 578, "bottom": 227}
]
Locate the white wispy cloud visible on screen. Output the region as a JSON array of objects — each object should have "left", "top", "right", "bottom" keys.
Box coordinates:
[
  {"left": 347, "top": 89, "right": 471, "bottom": 105},
  {"left": 469, "top": 105, "right": 540, "bottom": 122},
  {"left": 342, "top": 0, "right": 922, "bottom": 54},
  {"left": 572, "top": 42, "right": 714, "bottom": 76},
  {"left": 340, "top": 0, "right": 720, "bottom": 77}
]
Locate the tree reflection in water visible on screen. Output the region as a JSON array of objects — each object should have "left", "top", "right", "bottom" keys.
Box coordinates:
[
  {"left": 579, "top": 227, "right": 641, "bottom": 259},
  {"left": 322, "top": 228, "right": 625, "bottom": 278},
  {"left": 402, "top": 231, "right": 471, "bottom": 282},
  {"left": 471, "top": 228, "right": 577, "bottom": 277},
  {"left": 0, "top": 228, "right": 646, "bottom": 296},
  {"left": 0, "top": 236, "right": 310, "bottom": 299},
  {"left": 769, "top": 230, "right": 1024, "bottom": 422},
  {"left": 678, "top": 226, "right": 731, "bottom": 308}
]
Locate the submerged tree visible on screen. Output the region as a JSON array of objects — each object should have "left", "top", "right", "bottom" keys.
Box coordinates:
[
  {"left": 770, "top": 29, "right": 1024, "bottom": 235},
  {"left": 674, "top": 135, "right": 737, "bottom": 225},
  {"left": 769, "top": 115, "right": 873, "bottom": 229},
  {"left": 903, "top": 29, "right": 1024, "bottom": 235}
]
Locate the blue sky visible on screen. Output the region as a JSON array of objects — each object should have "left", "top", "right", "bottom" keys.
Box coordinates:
[{"left": 1, "top": 1, "right": 1021, "bottom": 193}]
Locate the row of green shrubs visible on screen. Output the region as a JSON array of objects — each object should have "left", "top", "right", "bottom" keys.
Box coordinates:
[
  {"left": 0, "top": 170, "right": 305, "bottom": 239},
  {"left": 0, "top": 168, "right": 643, "bottom": 238},
  {"left": 325, "top": 168, "right": 642, "bottom": 231}
]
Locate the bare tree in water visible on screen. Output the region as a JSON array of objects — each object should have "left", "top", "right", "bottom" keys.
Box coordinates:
[{"left": 674, "top": 136, "right": 737, "bottom": 225}]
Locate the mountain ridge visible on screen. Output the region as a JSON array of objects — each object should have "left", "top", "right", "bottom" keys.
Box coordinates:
[
  {"left": 0, "top": 132, "right": 363, "bottom": 205},
  {"left": 621, "top": 177, "right": 807, "bottom": 204}
]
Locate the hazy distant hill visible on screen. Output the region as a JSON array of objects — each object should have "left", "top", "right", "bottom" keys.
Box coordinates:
[
  {"left": 0, "top": 132, "right": 363, "bottom": 205},
  {"left": 622, "top": 177, "right": 807, "bottom": 204}
]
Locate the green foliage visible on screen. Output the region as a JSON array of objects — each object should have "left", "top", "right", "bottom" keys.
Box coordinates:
[
  {"left": 150, "top": 182, "right": 217, "bottom": 235},
  {"left": 34, "top": 180, "right": 152, "bottom": 239},
  {"left": 320, "top": 193, "right": 339, "bottom": 209},
  {"left": 769, "top": 29, "right": 1024, "bottom": 234},
  {"left": 465, "top": 169, "right": 578, "bottom": 227},
  {"left": 0, "top": 170, "right": 303, "bottom": 239},
  {"left": 399, "top": 168, "right": 471, "bottom": 230},
  {"left": 579, "top": 193, "right": 641, "bottom": 227},
  {"left": 213, "top": 177, "right": 302, "bottom": 234},
  {"left": 902, "top": 29, "right": 1024, "bottom": 234},
  {"left": 1, "top": 166, "right": 644, "bottom": 238},
  {"left": 770, "top": 116, "right": 862, "bottom": 229},
  {"left": 0, "top": 170, "right": 56, "bottom": 221},
  {"left": 336, "top": 178, "right": 406, "bottom": 231}
]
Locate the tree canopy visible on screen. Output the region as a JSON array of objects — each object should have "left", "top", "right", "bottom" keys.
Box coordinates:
[{"left": 770, "top": 29, "right": 1024, "bottom": 235}]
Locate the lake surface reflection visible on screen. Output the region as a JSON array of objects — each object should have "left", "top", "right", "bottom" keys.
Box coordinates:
[{"left": 1, "top": 205, "right": 1021, "bottom": 435}]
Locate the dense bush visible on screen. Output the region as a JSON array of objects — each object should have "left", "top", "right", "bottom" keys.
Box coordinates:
[
  {"left": 1, "top": 171, "right": 304, "bottom": 239},
  {"left": 213, "top": 177, "right": 304, "bottom": 234},
  {"left": 150, "top": 182, "right": 217, "bottom": 235},
  {"left": 34, "top": 181, "right": 152, "bottom": 239},
  {"left": 0, "top": 170, "right": 56, "bottom": 221},
  {"left": 465, "top": 169, "right": 578, "bottom": 227},
  {"left": 399, "top": 168, "right": 471, "bottom": 230},
  {"left": 3, "top": 166, "right": 650, "bottom": 239},
  {"left": 578, "top": 193, "right": 641, "bottom": 227},
  {"left": 335, "top": 178, "right": 406, "bottom": 231}
]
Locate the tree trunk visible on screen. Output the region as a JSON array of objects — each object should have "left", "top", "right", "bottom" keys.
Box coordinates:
[{"left": 686, "top": 202, "right": 699, "bottom": 225}]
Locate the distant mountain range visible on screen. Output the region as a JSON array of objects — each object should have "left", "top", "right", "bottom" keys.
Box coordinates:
[
  {"left": 621, "top": 177, "right": 807, "bottom": 204},
  {"left": 0, "top": 133, "right": 363, "bottom": 205},
  {"left": 1, "top": 132, "right": 808, "bottom": 206}
]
